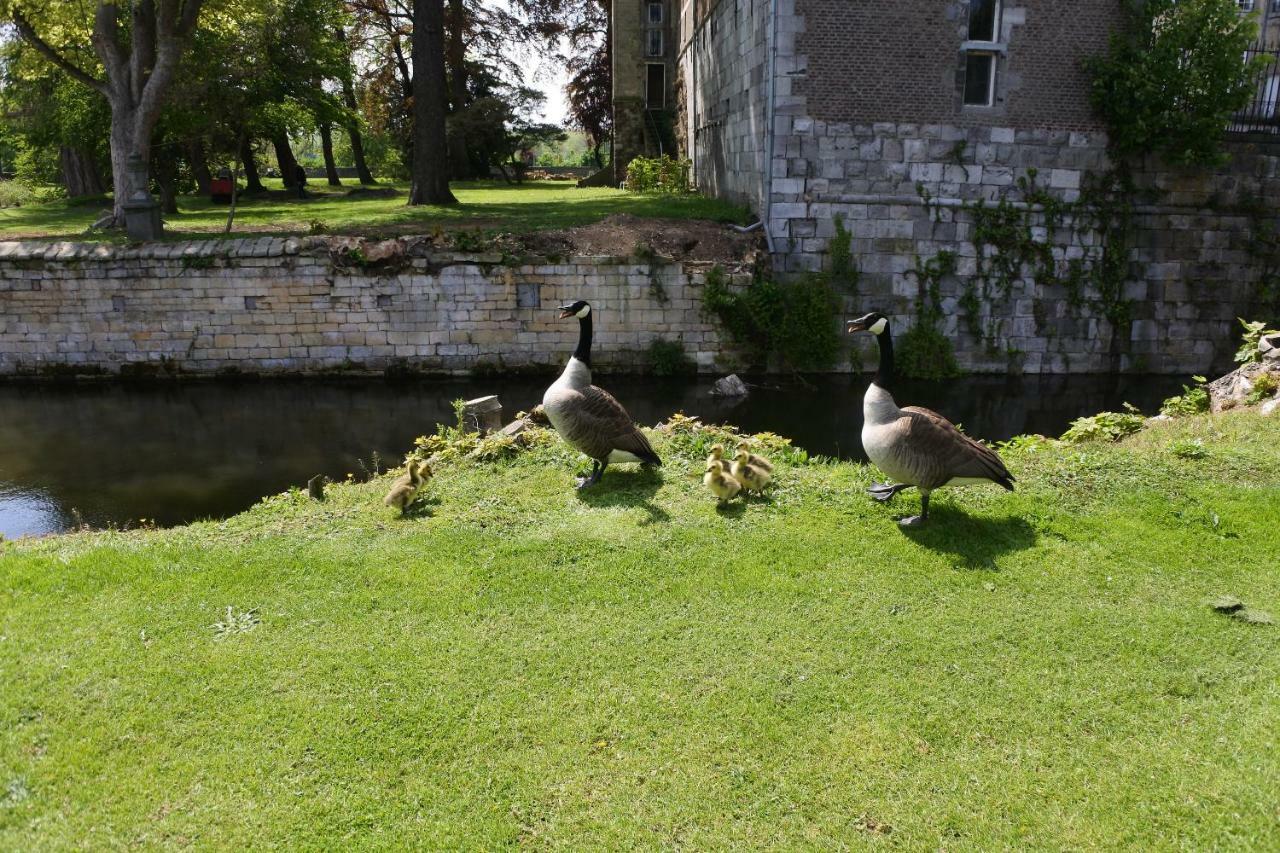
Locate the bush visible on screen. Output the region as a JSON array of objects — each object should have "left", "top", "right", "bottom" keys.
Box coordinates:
[
  {"left": 895, "top": 322, "right": 961, "bottom": 381},
  {"left": 1169, "top": 438, "right": 1208, "bottom": 460},
  {"left": 1160, "top": 376, "right": 1210, "bottom": 417},
  {"left": 1087, "top": 0, "right": 1268, "bottom": 166},
  {"left": 1235, "top": 318, "right": 1280, "bottom": 365},
  {"left": 646, "top": 339, "right": 696, "bottom": 376},
  {"left": 1061, "top": 404, "right": 1145, "bottom": 444},
  {"left": 624, "top": 155, "right": 692, "bottom": 194},
  {"left": 0, "top": 180, "right": 65, "bottom": 208},
  {"left": 702, "top": 267, "right": 841, "bottom": 371},
  {"left": 1246, "top": 371, "right": 1278, "bottom": 406}
]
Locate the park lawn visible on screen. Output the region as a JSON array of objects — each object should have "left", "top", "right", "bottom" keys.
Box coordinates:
[
  {"left": 1, "top": 410, "right": 1278, "bottom": 848},
  {"left": 0, "top": 179, "right": 749, "bottom": 242}
]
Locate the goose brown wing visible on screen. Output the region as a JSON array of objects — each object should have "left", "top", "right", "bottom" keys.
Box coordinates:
[
  {"left": 570, "top": 385, "right": 662, "bottom": 465},
  {"left": 901, "top": 406, "right": 1014, "bottom": 489}
]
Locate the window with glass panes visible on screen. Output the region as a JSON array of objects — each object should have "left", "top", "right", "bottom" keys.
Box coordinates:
[{"left": 963, "top": 0, "right": 1001, "bottom": 106}]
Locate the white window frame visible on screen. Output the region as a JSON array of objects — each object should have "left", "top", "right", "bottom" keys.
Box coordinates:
[
  {"left": 962, "top": 0, "right": 1003, "bottom": 107},
  {"left": 648, "top": 2, "right": 664, "bottom": 25},
  {"left": 1237, "top": 0, "right": 1255, "bottom": 12}
]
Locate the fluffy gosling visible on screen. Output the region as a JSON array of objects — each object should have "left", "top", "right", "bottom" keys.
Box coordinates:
[
  {"left": 731, "top": 449, "right": 772, "bottom": 493},
  {"left": 706, "top": 443, "right": 726, "bottom": 467},
  {"left": 383, "top": 460, "right": 431, "bottom": 513},
  {"left": 735, "top": 441, "right": 774, "bottom": 473},
  {"left": 703, "top": 459, "right": 742, "bottom": 504}
]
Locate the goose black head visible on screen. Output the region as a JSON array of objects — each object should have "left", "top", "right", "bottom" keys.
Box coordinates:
[
  {"left": 558, "top": 300, "right": 591, "bottom": 319},
  {"left": 846, "top": 311, "right": 888, "bottom": 336}
]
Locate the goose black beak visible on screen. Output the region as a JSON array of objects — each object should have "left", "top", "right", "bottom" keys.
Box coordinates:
[
  {"left": 846, "top": 319, "right": 868, "bottom": 334},
  {"left": 558, "top": 305, "right": 575, "bottom": 319}
]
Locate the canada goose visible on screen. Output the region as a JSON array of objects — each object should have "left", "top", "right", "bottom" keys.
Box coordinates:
[
  {"left": 846, "top": 311, "right": 1014, "bottom": 526},
  {"left": 542, "top": 300, "right": 662, "bottom": 488},
  {"left": 734, "top": 441, "right": 773, "bottom": 473},
  {"left": 730, "top": 449, "right": 772, "bottom": 493},
  {"left": 703, "top": 460, "right": 742, "bottom": 503},
  {"left": 383, "top": 460, "right": 430, "bottom": 513}
]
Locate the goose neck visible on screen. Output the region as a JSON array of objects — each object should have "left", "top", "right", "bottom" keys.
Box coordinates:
[
  {"left": 573, "top": 313, "right": 593, "bottom": 366},
  {"left": 873, "top": 324, "right": 894, "bottom": 391}
]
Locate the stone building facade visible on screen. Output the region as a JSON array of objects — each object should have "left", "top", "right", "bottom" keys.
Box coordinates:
[{"left": 611, "top": 0, "right": 1280, "bottom": 373}]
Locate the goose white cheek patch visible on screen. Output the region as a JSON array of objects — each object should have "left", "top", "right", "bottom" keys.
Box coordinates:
[
  {"left": 576, "top": 305, "right": 591, "bottom": 318},
  {"left": 869, "top": 317, "right": 887, "bottom": 335}
]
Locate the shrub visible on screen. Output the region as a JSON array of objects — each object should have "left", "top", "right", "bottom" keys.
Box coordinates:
[
  {"left": 1169, "top": 439, "right": 1208, "bottom": 460},
  {"left": 646, "top": 338, "right": 696, "bottom": 376},
  {"left": 1235, "top": 318, "right": 1280, "bottom": 365},
  {"left": 624, "top": 155, "right": 692, "bottom": 194},
  {"left": 1087, "top": 0, "right": 1268, "bottom": 166},
  {"left": 1160, "top": 376, "right": 1210, "bottom": 417},
  {"left": 0, "top": 180, "right": 65, "bottom": 208},
  {"left": 1061, "top": 403, "right": 1145, "bottom": 443},
  {"left": 895, "top": 322, "right": 962, "bottom": 381},
  {"left": 1245, "top": 371, "right": 1278, "bottom": 406},
  {"left": 702, "top": 267, "right": 841, "bottom": 372}
]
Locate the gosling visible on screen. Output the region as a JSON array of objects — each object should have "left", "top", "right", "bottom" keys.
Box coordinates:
[
  {"left": 731, "top": 449, "right": 772, "bottom": 493},
  {"left": 735, "top": 441, "right": 774, "bottom": 473},
  {"left": 706, "top": 443, "right": 726, "bottom": 467},
  {"left": 703, "top": 459, "right": 742, "bottom": 504},
  {"left": 383, "top": 460, "right": 431, "bottom": 514}
]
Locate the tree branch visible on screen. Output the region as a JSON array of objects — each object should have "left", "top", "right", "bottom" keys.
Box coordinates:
[
  {"left": 11, "top": 9, "right": 108, "bottom": 94},
  {"left": 90, "top": 0, "right": 128, "bottom": 94},
  {"left": 131, "top": 0, "right": 158, "bottom": 104}
]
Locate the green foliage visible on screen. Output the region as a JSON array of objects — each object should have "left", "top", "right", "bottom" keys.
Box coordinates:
[
  {"left": 1234, "top": 318, "right": 1280, "bottom": 364},
  {"left": 1061, "top": 403, "right": 1145, "bottom": 443},
  {"left": 1160, "top": 376, "right": 1210, "bottom": 417},
  {"left": 702, "top": 266, "right": 841, "bottom": 372},
  {"left": 624, "top": 155, "right": 693, "bottom": 194},
  {"left": 828, "top": 215, "right": 857, "bottom": 292},
  {"left": 896, "top": 251, "right": 961, "bottom": 380},
  {"left": 646, "top": 339, "right": 695, "bottom": 376},
  {"left": 1246, "top": 371, "right": 1278, "bottom": 406},
  {"left": 1169, "top": 438, "right": 1208, "bottom": 460},
  {"left": 0, "top": 180, "right": 65, "bottom": 208},
  {"left": 1086, "top": 0, "right": 1269, "bottom": 166},
  {"left": 654, "top": 412, "right": 812, "bottom": 466}
]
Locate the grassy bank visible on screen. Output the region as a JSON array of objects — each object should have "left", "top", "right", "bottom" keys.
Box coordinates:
[
  {"left": 0, "top": 180, "right": 748, "bottom": 242},
  {"left": 2, "top": 411, "right": 1278, "bottom": 848}
]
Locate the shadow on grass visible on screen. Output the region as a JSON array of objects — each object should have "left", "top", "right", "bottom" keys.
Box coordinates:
[
  {"left": 897, "top": 503, "right": 1036, "bottom": 570},
  {"left": 575, "top": 467, "right": 669, "bottom": 525},
  {"left": 401, "top": 495, "right": 442, "bottom": 520}
]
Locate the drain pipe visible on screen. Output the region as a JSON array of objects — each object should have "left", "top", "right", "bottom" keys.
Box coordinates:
[
  {"left": 761, "top": 0, "right": 780, "bottom": 256},
  {"left": 730, "top": 221, "right": 763, "bottom": 234}
]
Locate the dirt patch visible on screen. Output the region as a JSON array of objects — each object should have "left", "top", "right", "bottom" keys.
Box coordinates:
[{"left": 520, "top": 214, "right": 762, "bottom": 262}]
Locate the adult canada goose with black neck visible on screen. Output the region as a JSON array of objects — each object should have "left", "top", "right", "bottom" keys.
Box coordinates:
[
  {"left": 846, "top": 311, "right": 1014, "bottom": 526},
  {"left": 542, "top": 300, "right": 662, "bottom": 488}
]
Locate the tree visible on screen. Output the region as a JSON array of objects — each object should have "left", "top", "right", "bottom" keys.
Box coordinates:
[
  {"left": 1088, "top": 0, "right": 1269, "bottom": 166},
  {"left": 9, "top": 0, "right": 206, "bottom": 224},
  {"left": 408, "top": 0, "right": 456, "bottom": 204}
]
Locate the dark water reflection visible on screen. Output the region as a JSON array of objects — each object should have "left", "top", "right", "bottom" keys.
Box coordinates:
[{"left": 0, "top": 373, "right": 1187, "bottom": 538}]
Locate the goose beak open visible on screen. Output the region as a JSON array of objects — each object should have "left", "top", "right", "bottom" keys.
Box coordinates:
[
  {"left": 558, "top": 305, "right": 575, "bottom": 319},
  {"left": 846, "top": 319, "right": 868, "bottom": 334}
]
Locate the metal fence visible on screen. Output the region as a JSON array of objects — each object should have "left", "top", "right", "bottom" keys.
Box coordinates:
[{"left": 1228, "top": 45, "right": 1280, "bottom": 134}]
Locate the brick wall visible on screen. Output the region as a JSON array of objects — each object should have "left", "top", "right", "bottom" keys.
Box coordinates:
[
  {"left": 0, "top": 237, "right": 752, "bottom": 377},
  {"left": 794, "top": 0, "right": 1120, "bottom": 131}
]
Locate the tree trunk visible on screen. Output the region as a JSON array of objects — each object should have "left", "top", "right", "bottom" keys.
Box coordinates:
[
  {"left": 108, "top": 106, "right": 149, "bottom": 219},
  {"left": 273, "top": 135, "right": 300, "bottom": 188},
  {"left": 240, "top": 137, "right": 264, "bottom": 192},
  {"left": 341, "top": 75, "right": 376, "bottom": 185},
  {"left": 445, "top": 0, "right": 471, "bottom": 181},
  {"left": 58, "top": 146, "right": 107, "bottom": 197},
  {"left": 188, "top": 140, "right": 212, "bottom": 195},
  {"left": 319, "top": 123, "right": 342, "bottom": 186},
  {"left": 409, "top": 0, "right": 458, "bottom": 206}
]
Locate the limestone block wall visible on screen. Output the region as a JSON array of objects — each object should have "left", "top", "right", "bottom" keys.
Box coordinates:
[{"left": 0, "top": 237, "right": 752, "bottom": 377}]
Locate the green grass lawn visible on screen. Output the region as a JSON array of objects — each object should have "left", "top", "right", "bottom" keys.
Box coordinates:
[
  {"left": 2, "top": 410, "right": 1278, "bottom": 848},
  {"left": 0, "top": 179, "right": 749, "bottom": 242}
]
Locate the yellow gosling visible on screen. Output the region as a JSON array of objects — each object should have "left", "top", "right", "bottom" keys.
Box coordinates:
[
  {"left": 735, "top": 441, "right": 774, "bottom": 473},
  {"left": 703, "top": 459, "right": 742, "bottom": 503},
  {"left": 731, "top": 450, "right": 772, "bottom": 493}
]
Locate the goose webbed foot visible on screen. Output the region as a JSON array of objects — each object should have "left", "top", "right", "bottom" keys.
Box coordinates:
[
  {"left": 868, "top": 482, "right": 911, "bottom": 503},
  {"left": 895, "top": 493, "right": 930, "bottom": 527},
  {"left": 575, "top": 460, "right": 606, "bottom": 489}
]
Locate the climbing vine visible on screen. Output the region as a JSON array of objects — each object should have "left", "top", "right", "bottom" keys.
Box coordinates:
[{"left": 896, "top": 251, "right": 961, "bottom": 380}]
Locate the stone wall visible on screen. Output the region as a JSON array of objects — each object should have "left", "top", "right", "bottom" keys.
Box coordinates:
[
  {"left": 666, "top": 0, "right": 1280, "bottom": 375},
  {"left": 0, "top": 237, "right": 752, "bottom": 378}
]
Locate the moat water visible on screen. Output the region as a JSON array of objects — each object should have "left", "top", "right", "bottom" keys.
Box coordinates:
[{"left": 0, "top": 373, "right": 1188, "bottom": 539}]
